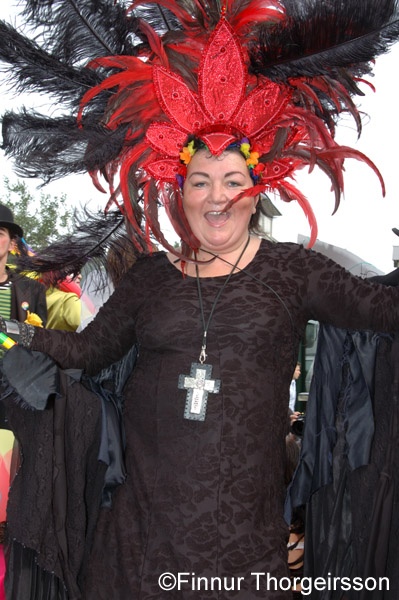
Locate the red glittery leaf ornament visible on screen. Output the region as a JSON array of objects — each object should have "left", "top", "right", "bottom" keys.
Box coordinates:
[
  {"left": 145, "top": 158, "right": 182, "bottom": 182},
  {"left": 145, "top": 123, "right": 187, "bottom": 158},
  {"left": 254, "top": 128, "right": 282, "bottom": 154},
  {"left": 234, "top": 83, "right": 291, "bottom": 139},
  {"left": 260, "top": 159, "right": 293, "bottom": 182},
  {"left": 153, "top": 66, "right": 208, "bottom": 133},
  {"left": 199, "top": 20, "right": 246, "bottom": 123}
]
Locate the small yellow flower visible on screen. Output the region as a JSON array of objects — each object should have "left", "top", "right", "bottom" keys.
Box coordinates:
[
  {"left": 240, "top": 142, "right": 251, "bottom": 158},
  {"left": 187, "top": 140, "right": 195, "bottom": 156},
  {"left": 25, "top": 311, "right": 43, "bottom": 328},
  {"left": 246, "top": 151, "right": 259, "bottom": 167}
]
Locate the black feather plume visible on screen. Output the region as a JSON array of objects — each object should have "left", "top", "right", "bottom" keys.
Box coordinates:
[
  {"left": 250, "top": 0, "right": 399, "bottom": 82},
  {"left": 0, "top": 19, "right": 103, "bottom": 105},
  {"left": 15, "top": 209, "right": 149, "bottom": 287},
  {"left": 1, "top": 109, "right": 129, "bottom": 182},
  {"left": 22, "top": 0, "right": 143, "bottom": 61}
]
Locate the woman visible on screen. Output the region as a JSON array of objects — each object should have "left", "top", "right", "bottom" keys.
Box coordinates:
[
  {"left": 2, "top": 143, "right": 399, "bottom": 600},
  {"left": 1, "top": 1, "right": 399, "bottom": 598}
]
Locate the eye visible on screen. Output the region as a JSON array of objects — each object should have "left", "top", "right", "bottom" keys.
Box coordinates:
[{"left": 227, "top": 179, "right": 244, "bottom": 187}]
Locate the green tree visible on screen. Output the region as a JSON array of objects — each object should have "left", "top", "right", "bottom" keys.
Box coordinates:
[{"left": 2, "top": 177, "right": 73, "bottom": 250}]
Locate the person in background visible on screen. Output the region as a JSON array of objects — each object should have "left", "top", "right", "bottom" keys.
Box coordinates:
[
  {"left": 0, "top": 205, "right": 47, "bottom": 331},
  {"left": 289, "top": 362, "right": 301, "bottom": 412},
  {"left": 0, "top": 204, "right": 46, "bottom": 599},
  {"left": 43, "top": 273, "right": 82, "bottom": 332}
]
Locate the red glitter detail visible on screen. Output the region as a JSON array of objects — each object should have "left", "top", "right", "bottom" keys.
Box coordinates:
[
  {"left": 262, "top": 160, "right": 293, "bottom": 181},
  {"left": 145, "top": 122, "right": 187, "bottom": 158},
  {"left": 235, "top": 84, "right": 292, "bottom": 138},
  {"left": 199, "top": 20, "right": 246, "bottom": 122},
  {"left": 201, "top": 132, "right": 237, "bottom": 154},
  {"left": 145, "top": 159, "right": 182, "bottom": 182},
  {"left": 153, "top": 66, "right": 208, "bottom": 133}
]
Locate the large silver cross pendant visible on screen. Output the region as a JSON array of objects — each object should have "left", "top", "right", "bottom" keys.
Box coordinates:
[{"left": 178, "top": 362, "right": 221, "bottom": 421}]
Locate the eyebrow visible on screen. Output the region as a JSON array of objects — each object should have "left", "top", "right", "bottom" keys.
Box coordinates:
[{"left": 188, "top": 170, "right": 246, "bottom": 179}]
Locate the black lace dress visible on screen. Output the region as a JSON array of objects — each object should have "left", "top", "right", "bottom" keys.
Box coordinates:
[{"left": 6, "top": 240, "right": 399, "bottom": 599}]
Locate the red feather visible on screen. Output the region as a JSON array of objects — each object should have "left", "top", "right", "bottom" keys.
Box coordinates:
[
  {"left": 137, "top": 19, "right": 170, "bottom": 67},
  {"left": 318, "top": 146, "right": 385, "bottom": 197},
  {"left": 288, "top": 78, "right": 323, "bottom": 112},
  {"left": 144, "top": 181, "right": 200, "bottom": 258},
  {"left": 278, "top": 180, "right": 318, "bottom": 248},
  {"left": 119, "top": 142, "right": 150, "bottom": 235},
  {"left": 231, "top": 5, "right": 284, "bottom": 33},
  {"left": 78, "top": 59, "right": 152, "bottom": 124},
  {"left": 89, "top": 170, "right": 107, "bottom": 194}
]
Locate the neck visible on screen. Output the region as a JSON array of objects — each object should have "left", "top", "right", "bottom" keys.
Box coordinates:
[
  {"left": 196, "top": 236, "right": 249, "bottom": 263},
  {"left": 187, "top": 235, "right": 260, "bottom": 278}
]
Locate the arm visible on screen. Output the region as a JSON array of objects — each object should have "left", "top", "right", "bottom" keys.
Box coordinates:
[
  {"left": 61, "top": 295, "right": 81, "bottom": 331},
  {"left": 31, "top": 264, "right": 142, "bottom": 375},
  {"left": 63, "top": 294, "right": 81, "bottom": 330},
  {"left": 46, "top": 290, "right": 81, "bottom": 331},
  {"left": 300, "top": 247, "right": 399, "bottom": 332}
]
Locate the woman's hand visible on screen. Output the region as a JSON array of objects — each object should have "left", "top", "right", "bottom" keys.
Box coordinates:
[{"left": 0, "top": 317, "right": 36, "bottom": 347}]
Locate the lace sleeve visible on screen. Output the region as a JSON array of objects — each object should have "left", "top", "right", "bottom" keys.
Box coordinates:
[
  {"left": 31, "top": 264, "right": 144, "bottom": 375},
  {"left": 300, "top": 247, "right": 399, "bottom": 333}
]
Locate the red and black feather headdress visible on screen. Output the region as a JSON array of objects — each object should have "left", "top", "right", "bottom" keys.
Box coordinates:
[{"left": 1, "top": 0, "right": 399, "bottom": 274}]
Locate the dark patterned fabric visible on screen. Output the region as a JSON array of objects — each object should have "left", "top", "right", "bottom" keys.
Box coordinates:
[
  {"left": 300, "top": 332, "right": 399, "bottom": 600},
  {"left": 3, "top": 370, "right": 105, "bottom": 600},
  {"left": 0, "top": 271, "right": 47, "bottom": 429},
  {"left": 29, "top": 240, "right": 399, "bottom": 600}
]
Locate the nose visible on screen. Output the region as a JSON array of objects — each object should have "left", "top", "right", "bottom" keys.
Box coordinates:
[{"left": 208, "top": 182, "right": 228, "bottom": 206}]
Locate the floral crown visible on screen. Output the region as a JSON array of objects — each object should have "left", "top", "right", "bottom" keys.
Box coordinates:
[{"left": 178, "top": 137, "right": 265, "bottom": 187}]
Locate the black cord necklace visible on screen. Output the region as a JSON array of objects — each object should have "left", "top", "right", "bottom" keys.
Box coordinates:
[
  {"left": 196, "top": 243, "right": 298, "bottom": 365},
  {"left": 178, "top": 235, "right": 251, "bottom": 422}
]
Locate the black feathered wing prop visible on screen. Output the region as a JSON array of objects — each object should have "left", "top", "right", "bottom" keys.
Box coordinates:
[{"left": 16, "top": 208, "right": 149, "bottom": 288}]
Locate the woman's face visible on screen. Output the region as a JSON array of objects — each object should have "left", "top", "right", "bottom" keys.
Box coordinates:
[{"left": 183, "top": 150, "right": 258, "bottom": 254}]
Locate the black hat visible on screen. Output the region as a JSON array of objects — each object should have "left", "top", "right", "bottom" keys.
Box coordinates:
[{"left": 0, "top": 204, "right": 23, "bottom": 238}]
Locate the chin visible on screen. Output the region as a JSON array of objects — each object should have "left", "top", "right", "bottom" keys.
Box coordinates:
[{"left": 201, "top": 234, "right": 232, "bottom": 251}]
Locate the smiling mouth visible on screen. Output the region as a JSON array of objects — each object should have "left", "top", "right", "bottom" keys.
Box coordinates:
[{"left": 204, "top": 211, "right": 230, "bottom": 226}]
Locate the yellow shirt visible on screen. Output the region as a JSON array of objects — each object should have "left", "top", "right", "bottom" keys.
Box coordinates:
[{"left": 45, "top": 287, "right": 81, "bottom": 331}]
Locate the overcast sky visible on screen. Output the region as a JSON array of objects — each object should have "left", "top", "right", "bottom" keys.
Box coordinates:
[{"left": 0, "top": 0, "right": 398, "bottom": 273}]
